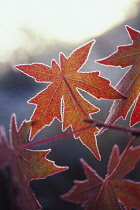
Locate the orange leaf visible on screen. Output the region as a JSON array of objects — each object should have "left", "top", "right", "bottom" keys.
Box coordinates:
[
  {"left": 10, "top": 114, "right": 68, "bottom": 182},
  {"left": 97, "top": 26, "right": 140, "bottom": 131},
  {"left": 15, "top": 41, "right": 124, "bottom": 159},
  {"left": 97, "top": 26, "right": 140, "bottom": 68},
  {"left": 61, "top": 145, "right": 140, "bottom": 210}
]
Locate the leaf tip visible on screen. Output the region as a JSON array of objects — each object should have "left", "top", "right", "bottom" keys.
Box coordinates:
[
  {"left": 125, "top": 25, "right": 132, "bottom": 31},
  {"left": 85, "top": 39, "right": 95, "bottom": 50},
  {"left": 125, "top": 25, "right": 140, "bottom": 42},
  {"left": 97, "top": 154, "right": 101, "bottom": 161}
]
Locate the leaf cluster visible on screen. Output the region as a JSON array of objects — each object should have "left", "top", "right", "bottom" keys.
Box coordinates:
[{"left": 0, "top": 25, "right": 140, "bottom": 209}]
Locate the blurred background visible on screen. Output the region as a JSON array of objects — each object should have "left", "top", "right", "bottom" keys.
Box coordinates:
[{"left": 0, "top": 0, "right": 140, "bottom": 209}]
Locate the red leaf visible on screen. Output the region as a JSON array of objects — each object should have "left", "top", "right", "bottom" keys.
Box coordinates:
[
  {"left": 107, "top": 145, "right": 140, "bottom": 178},
  {"left": 97, "top": 26, "right": 140, "bottom": 131},
  {"left": 130, "top": 95, "right": 140, "bottom": 126},
  {"left": 0, "top": 126, "right": 41, "bottom": 210},
  {"left": 61, "top": 145, "right": 140, "bottom": 210},
  {"left": 10, "top": 114, "right": 68, "bottom": 182},
  {"left": 0, "top": 114, "right": 68, "bottom": 209},
  {"left": 15, "top": 41, "right": 124, "bottom": 159},
  {"left": 61, "top": 159, "right": 103, "bottom": 208}
]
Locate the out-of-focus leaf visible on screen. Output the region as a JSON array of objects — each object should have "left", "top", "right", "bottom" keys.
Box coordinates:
[{"left": 61, "top": 145, "right": 140, "bottom": 210}]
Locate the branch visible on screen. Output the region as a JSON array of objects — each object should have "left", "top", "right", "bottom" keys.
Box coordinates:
[
  {"left": 84, "top": 118, "right": 140, "bottom": 136},
  {"left": 15, "top": 125, "right": 92, "bottom": 151}
]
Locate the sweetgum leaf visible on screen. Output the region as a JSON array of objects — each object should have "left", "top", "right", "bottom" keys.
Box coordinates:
[
  {"left": 15, "top": 41, "right": 124, "bottom": 159},
  {"left": 97, "top": 26, "right": 140, "bottom": 68},
  {"left": 10, "top": 114, "right": 68, "bottom": 182},
  {"left": 107, "top": 145, "right": 140, "bottom": 178},
  {"left": 0, "top": 126, "right": 41, "bottom": 210},
  {"left": 61, "top": 145, "right": 140, "bottom": 210},
  {"left": 0, "top": 114, "right": 68, "bottom": 209},
  {"left": 97, "top": 26, "right": 140, "bottom": 132}
]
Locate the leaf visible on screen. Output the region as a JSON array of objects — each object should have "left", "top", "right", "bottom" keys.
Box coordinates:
[
  {"left": 97, "top": 26, "right": 140, "bottom": 68},
  {"left": 97, "top": 26, "right": 140, "bottom": 130},
  {"left": 131, "top": 95, "right": 140, "bottom": 126},
  {"left": 0, "top": 114, "right": 68, "bottom": 209},
  {"left": 10, "top": 114, "right": 68, "bottom": 182},
  {"left": 0, "top": 125, "right": 41, "bottom": 210},
  {"left": 61, "top": 145, "right": 140, "bottom": 210},
  {"left": 15, "top": 41, "right": 124, "bottom": 159}
]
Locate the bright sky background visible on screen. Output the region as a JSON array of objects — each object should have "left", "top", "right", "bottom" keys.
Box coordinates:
[{"left": 0, "top": 0, "right": 139, "bottom": 62}]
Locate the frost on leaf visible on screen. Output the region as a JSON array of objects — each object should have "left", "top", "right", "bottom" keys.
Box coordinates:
[
  {"left": 97, "top": 26, "right": 140, "bottom": 133},
  {"left": 0, "top": 114, "right": 68, "bottom": 209},
  {"left": 10, "top": 114, "right": 68, "bottom": 182},
  {"left": 15, "top": 41, "right": 124, "bottom": 159},
  {"left": 0, "top": 120, "right": 41, "bottom": 209},
  {"left": 61, "top": 145, "right": 140, "bottom": 210}
]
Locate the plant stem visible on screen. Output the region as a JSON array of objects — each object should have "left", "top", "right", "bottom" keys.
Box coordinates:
[
  {"left": 84, "top": 118, "right": 140, "bottom": 135},
  {"left": 15, "top": 125, "right": 92, "bottom": 151},
  {"left": 106, "top": 135, "right": 138, "bottom": 180}
]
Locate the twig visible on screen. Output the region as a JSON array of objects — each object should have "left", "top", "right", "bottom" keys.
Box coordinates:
[
  {"left": 15, "top": 125, "right": 92, "bottom": 151},
  {"left": 84, "top": 118, "right": 140, "bottom": 136}
]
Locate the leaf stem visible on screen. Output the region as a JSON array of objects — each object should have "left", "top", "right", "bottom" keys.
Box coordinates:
[
  {"left": 15, "top": 125, "right": 92, "bottom": 151},
  {"left": 84, "top": 118, "right": 140, "bottom": 135},
  {"left": 106, "top": 135, "right": 138, "bottom": 180},
  {"left": 63, "top": 76, "right": 89, "bottom": 118}
]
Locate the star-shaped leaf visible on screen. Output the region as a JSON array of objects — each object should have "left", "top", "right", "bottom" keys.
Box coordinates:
[
  {"left": 10, "top": 114, "right": 68, "bottom": 182},
  {"left": 15, "top": 41, "right": 124, "bottom": 159},
  {"left": 61, "top": 145, "right": 140, "bottom": 210}
]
